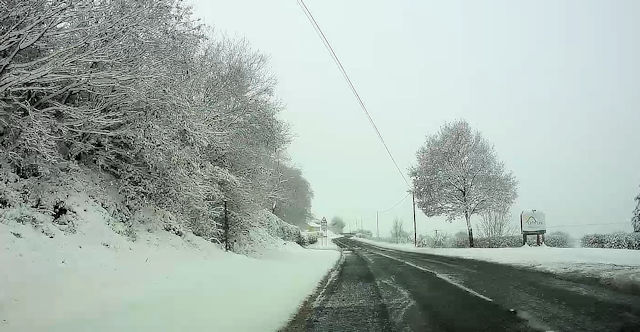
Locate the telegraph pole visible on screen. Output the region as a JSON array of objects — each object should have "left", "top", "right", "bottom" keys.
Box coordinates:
[
  {"left": 376, "top": 211, "right": 379, "bottom": 239},
  {"left": 412, "top": 190, "right": 417, "bottom": 247},
  {"left": 224, "top": 200, "right": 229, "bottom": 251}
]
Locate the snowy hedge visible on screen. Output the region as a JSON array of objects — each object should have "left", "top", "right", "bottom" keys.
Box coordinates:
[
  {"left": 544, "top": 232, "right": 572, "bottom": 248},
  {"left": 301, "top": 232, "right": 319, "bottom": 246},
  {"left": 448, "top": 233, "right": 572, "bottom": 248},
  {"left": 581, "top": 233, "right": 640, "bottom": 250}
]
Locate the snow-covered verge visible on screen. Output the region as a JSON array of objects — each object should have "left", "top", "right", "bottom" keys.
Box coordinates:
[
  {"left": 1, "top": 217, "right": 339, "bottom": 332},
  {"left": 0, "top": 169, "right": 337, "bottom": 332},
  {"left": 354, "top": 238, "right": 640, "bottom": 294}
]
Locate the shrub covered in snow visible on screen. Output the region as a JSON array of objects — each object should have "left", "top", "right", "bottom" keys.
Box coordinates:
[
  {"left": 470, "top": 236, "right": 521, "bottom": 248},
  {"left": 0, "top": 161, "right": 199, "bottom": 243},
  {"left": 253, "top": 210, "right": 303, "bottom": 244},
  {"left": 581, "top": 233, "right": 640, "bottom": 250},
  {"left": 545, "top": 231, "right": 572, "bottom": 247},
  {"left": 230, "top": 210, "right": 304, "bottom": 255},
  {"left": 449, "top": 233, "right": 572, "bottom": 248},
  {"left": 301, "top": 232, "right": 319, "bottom": 246},
  {"left": 417, "top": 233, "right": 453, "bottom": 248}
]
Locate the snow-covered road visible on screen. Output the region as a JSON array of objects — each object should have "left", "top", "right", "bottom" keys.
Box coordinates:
[
  {"left": 285, "top": 237, "right": 640, "bottom": 331},
  {"left": 354, "top": 238, "right": 640, "bottom": 294}
]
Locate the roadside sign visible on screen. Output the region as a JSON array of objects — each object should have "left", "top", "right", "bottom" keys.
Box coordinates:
[
  {"left": 320, "top": 217, "right": 327, "bottom": 232},
  {"left": 520, "top": 210, "right": 546, "bottom": 233}
]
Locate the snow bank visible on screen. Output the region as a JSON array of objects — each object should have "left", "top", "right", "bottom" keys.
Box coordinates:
[
  {"left": 1, "top": 217, "right": 339, "bottom": 331},
  {"left": 354, "top": 238, "right": 640, "bottom": 294}
]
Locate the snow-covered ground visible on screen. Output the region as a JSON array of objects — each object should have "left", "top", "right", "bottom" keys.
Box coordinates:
[
  {"left": 354, "top": 238, "right": 640, "bottom": 293},
  {"left": 1, "top": 218, "right": 339, "bottom": 331}
]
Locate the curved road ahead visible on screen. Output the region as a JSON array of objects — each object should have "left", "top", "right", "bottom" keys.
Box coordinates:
[{"left": 284, "top": 237, "right": 640, "bottom": 332}]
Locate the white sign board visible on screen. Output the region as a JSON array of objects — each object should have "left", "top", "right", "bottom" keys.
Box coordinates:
[
  {"left": 320, "top": 217, "right": 327, "bottom": 232},
  {"left": 520, "top": 210, "right": 546, "bottom": 233}
]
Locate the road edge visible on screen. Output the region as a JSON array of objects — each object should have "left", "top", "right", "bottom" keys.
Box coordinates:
[{"left": 279, "top": 246, "right": 345, "bottom": 331}]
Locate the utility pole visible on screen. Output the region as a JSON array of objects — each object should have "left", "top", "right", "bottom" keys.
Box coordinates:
[
  {"left": 412, "top": 190, "right": 417, "bottom": 247},
  {"left": 224, "top": 200, "right": 229, "bottom": 251},
  {"left": 272, "top": 147, "right": 279, "bottom": 215},
  {"left": 376, "top": 211, "right": 379, "bottom": 239}
]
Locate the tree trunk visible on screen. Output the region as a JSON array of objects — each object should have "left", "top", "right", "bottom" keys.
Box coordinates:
[{"left": 465, "top": 212, "right": 474, "bottom": 248}]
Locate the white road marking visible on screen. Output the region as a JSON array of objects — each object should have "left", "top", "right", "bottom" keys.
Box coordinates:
[
  {"left": 370, "top": 245, "right": 475, "bottom": 272},
  {"left": 376, "top": 276, "right": 416, "bottom": 323},
  {"left": 372, "top": 251, "right": 494, "bottom": 302}
]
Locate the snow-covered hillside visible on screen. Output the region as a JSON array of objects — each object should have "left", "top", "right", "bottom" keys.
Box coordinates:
[
  {"left": 354, "top": 238, "right": 640, "bottom": 294},
  {"left": 1, "top": 215, "right": 339, "bottom": 332}
]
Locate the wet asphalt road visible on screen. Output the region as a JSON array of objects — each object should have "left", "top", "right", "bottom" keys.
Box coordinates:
[{"left": 283, "top": 237, "right": 640, "bottom": 332}]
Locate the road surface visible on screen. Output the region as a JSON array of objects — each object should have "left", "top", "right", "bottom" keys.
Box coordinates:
[{"left": 283, "top": 237, "right": 640, "bottom": 331}]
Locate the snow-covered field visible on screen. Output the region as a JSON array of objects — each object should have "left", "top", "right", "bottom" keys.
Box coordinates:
[
  {"left": 1, "top": 218, "right": 339, "bottom": 332},
  {"left": 354, "top": 238, "right": 640, "bottom": 293}
]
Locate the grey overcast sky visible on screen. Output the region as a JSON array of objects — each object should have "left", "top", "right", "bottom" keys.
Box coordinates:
[{"left": 189, "top": 0, "right": 640, "bottom": 237}]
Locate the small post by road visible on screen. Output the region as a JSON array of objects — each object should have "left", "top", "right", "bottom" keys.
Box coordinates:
[
  {"left": 412, "top": 190, "right": 417, "bottom": 247},
  {"left": 320, "top": 217, "right": 328, "bottom": 246},
  {"left": 376, "top": 211, "right": 379, "bottom": 239}
]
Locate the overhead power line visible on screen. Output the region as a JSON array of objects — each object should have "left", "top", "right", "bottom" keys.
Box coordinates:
[
  {"left": 297, "top": 0, "right": 410, "bottom": 188},
  {"left": 379, "top": 193, "right": 411, "bottom": 214}
]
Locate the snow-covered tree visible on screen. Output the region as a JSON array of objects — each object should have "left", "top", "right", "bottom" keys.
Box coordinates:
[
  {"left": 329, "top": 216, "right": 346, "bottom": 234},
  {"left": 477, "top": 206, "right": 516, "bottom": 238},
  {"left": 411, "top": 120, "right": 517, "bottom": 247},
  {"left": 0, "top": 0, "right": 314, "bottom": 244},
  {"left": 1, "top": 0, "right": 203, "bottom": 172},
  {"left": 633, "top": 189, "right": 640, "bottom": 232},
  {"left": 390, "top": 217, "right": 409, "bottom": 244},
  {"left": 272, "top": 165, "right": 314, "bottom": 227}
]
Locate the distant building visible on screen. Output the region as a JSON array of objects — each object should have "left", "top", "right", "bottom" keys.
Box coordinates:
[{"left": 306, "top": 221, "right": 322, "bottom": 234}]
